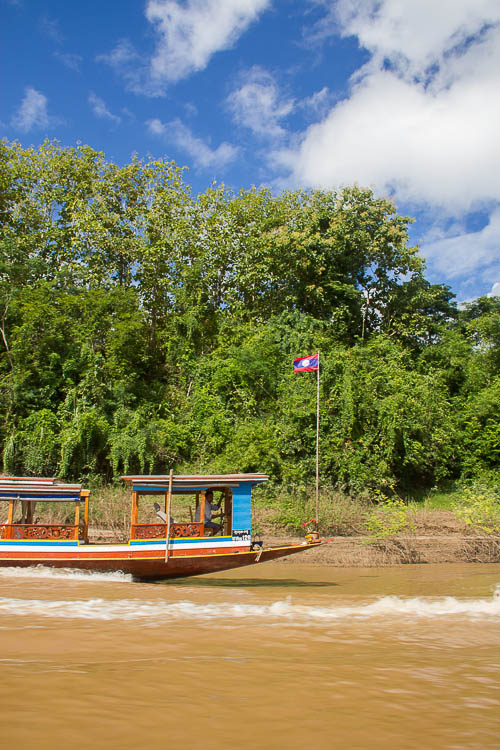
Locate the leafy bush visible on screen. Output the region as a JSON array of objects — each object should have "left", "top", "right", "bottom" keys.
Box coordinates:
[
  {"left": 364, "top": 493, "right": 416, "bottom": 540},
  {"left": 454, "top": 484, "right": 500, "bottom": 534},
  {"left": 261, "top": 485, "right": 367, "bottom": 536},
  {"left": 3, "top": 410, "right": 60, "bottom": 476}
]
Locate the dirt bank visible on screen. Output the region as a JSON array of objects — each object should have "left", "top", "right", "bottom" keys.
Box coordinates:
[
  {"left": 264, "top": 511, "right": 500, "bottom": 565},
  {"left": 88, "top": 511, "right": 500, "bottom": 565}
]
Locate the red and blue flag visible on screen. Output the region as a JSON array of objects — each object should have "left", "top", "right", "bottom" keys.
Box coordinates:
[{"left": 293, "top": 354, "right": 319, "bottom": 372}]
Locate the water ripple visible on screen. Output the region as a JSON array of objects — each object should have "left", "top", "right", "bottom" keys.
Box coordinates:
[{"left": 0, "top": 590, "right": 499, "bottom": 624}]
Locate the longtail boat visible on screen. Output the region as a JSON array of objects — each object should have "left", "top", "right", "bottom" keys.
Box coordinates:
[{"left": 0, "top": 474, "right": 324, "bottom": 580}]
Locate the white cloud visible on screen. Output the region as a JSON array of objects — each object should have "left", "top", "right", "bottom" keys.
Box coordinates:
[
  {"left": 273, "top": 11, "right": 500, "bottom": 212},
  {"left": 227, "top": 67, "right": 294, "bottom": 139},
  {"left": 147, "top": 117, "right": 239, "bottom": 170},
  {"left": 146, "top": 0, "right": 270, "bottom": 84},
  {"left": 148, "top": 118, "right": 166, "bottom": 136},
  {"left": 11, "top": 87, "right": 54, "bottom": 132},
  {"left": 88, "top": 92, "right": 121, "bottom": 125},
  {"left": 422, "top": 208, "right": 500, "bottom": 280},
  {"left": 334, "top": 0, "right": 500, "bottom": 74},
  {"left": 264, "top": 1, "right": 500, "bottom": 297},
  {"left": 54, "top": 51, "right": 82, "bottom": 71},
  {"left": 97, "top": 39, "right": 146, "bottom": 94},
  {"left": 488, "top": 282, "right": 500, "bottom": 297},
  {"left": 102, "top": 0, "right": 270, "bottom": 94},
  {"left": 100, "top": 38, "right": 137, "bottom": 68},
  {"left": 298, "top": 87, "right": 332, "bottom": 118}
]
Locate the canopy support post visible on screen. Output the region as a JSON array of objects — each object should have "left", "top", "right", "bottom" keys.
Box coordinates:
[
  {"left": 165, "top": 469, "right": 173, "bottom": 562},
  {"left": 131, "top": 491, "right": 138, "bottom": 539},
  {"left": 82, "top": 491, "right": 89, "bottom": 542},
  {"left": 199, "top": 491, "right": 206, "bottom": 537},
  {"left": 74, "top": 500, "right": 81, "bottom": 540},
  {"left": 224, "top": 488, "right": 231, "bottom": 536},
  {"left": 6, "top": 498, "right": 14, "bottom": 539}
]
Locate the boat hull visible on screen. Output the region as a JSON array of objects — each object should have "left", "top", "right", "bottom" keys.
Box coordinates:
[{"left": 0, "top": 541, "right": 323, "bottom": 580}]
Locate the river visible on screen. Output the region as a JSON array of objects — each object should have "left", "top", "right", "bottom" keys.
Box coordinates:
[{"left": 0, "top": 562, "right": 499, "bottom": 749}]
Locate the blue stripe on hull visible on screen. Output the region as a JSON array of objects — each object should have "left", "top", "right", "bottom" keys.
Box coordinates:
[{"left": 0, "top": 540, "right": 79, "bottom": 547}]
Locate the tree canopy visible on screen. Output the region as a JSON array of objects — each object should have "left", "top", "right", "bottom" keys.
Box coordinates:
[{"left": 1, "top": 140, "right": 498, "bottom": 492}]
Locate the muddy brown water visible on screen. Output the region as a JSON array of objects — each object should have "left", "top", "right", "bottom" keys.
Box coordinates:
[{"left": 0, "top": 562, "right": 499, "bottom": 750}]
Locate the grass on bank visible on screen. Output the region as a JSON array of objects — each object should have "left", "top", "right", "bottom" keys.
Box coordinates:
[
  {"left": 401, "top": 486, "right": 462, "bottom": 510},
  {"left": 253, "top": 480, "right": 500, "bottom": 538}
]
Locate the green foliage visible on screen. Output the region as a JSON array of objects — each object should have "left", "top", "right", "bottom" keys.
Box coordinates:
[
  {"left": 60, "top": 409, "right": 110, "bottom": 478},
  {"left": 1, "top": 140, "right": 499, "bottom": 498},
  {"left": 364, "top": 493, "right": 416, "bottom": 539},
  {"left": 109, "top": 407, "right": 193, "bottom": 476},
  {"left": 459, "top": 377, "right": 500, "bottom": 476},
  {"left": 321, "top": 338, "right": 457, "bottom": 493},
  {"left": 260, "top": 485, "right": 367, "bottom": 536},
  {"left": 3, "top": 410, "right": 61, "bottom": 476},
  {"left": 454, "top": 484, "right": 500, "bottom": 534}
]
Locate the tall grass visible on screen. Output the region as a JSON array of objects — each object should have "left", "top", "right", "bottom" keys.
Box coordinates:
[{"left": 253, "top": 484, "right": 368, "bottom": 536}]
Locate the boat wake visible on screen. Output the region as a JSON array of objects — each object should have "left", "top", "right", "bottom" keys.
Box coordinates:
[
  {"left": 0, "top": 565, "right": 133, "bottom": 583},
  {"left": 0, "top": 589, "right": 499, "bottom": 624}
]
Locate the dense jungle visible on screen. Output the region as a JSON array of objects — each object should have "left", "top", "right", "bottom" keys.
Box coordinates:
[{"left": 1, "top": 140, "right": 500, "bottom": 500}]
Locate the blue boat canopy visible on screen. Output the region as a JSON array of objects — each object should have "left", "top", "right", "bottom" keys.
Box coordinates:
[{"left": 121, "top": 474, "right": 269, "bottom": 493}]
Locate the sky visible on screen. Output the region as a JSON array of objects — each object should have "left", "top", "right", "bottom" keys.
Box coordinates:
[{"left": 2, "top": 0, "right": 500, "bottom": 302}]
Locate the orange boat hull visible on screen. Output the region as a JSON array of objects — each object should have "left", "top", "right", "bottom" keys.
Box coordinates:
[{"left": 0, "top": 542, "right": 323, "bottom": 580}]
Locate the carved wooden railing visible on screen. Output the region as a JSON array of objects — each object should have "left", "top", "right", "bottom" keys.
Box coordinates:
[
  {"left": 131, "top": 522, "right": 204, "bottom": 540},
  {"left": 131, "top": 523, "right": 165, "bottom": 540},
  {"left": 0, "top": 524, "right": 86, "bottom": 541},
  {"left": 171, "top": 522, "right": 204, "bottom": 538}
]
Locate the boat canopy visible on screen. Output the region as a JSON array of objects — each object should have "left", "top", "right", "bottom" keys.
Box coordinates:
[
  {"left": 0, "top": 477, "right": 87, "bottom": 502},
  {"left": 122, "top": 474, "right": 268, "bottom": 539},
  {"left": 121, "top": 474, "right": 269, "bottom": 493}
]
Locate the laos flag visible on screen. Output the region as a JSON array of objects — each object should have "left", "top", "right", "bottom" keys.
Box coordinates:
[{"left": 294, "top": 354, "right": 319, "bottom": 372}]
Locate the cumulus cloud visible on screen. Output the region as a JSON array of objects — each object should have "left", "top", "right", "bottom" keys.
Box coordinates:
[
  {"left": 422, "top": 208, "right": 500, "bottom": 283},
  {"left": 147, "top": 117, "right": 239, "bottom": 170},
  {"left": 146, "top": 0, "right": 270, "bottom": 83},
  {"left": 11, "top": 87, "right": 55, "bottom": 132},
  {"left": 88, "top": 92, "right": 121, "bottom": 125},
  {"left": 333, "top": 0, "right": 500, "bottom": 75},
  {"left": 274, "top": 6, "right": 500, "bottom": 212},
  {"left": 102, "top": 0, "right": 270, "bottom": 94},
  {"left": 263, "top": 1, "right": 500, "bottom": 295},
  {"left": 227, "top": 67, "right": 294, "bottom": 139},
  {"left": 298, "top": 87, "right": 332, "bottom": 118}
]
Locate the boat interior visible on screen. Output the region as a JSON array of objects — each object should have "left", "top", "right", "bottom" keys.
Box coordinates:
[
  {"left": 0, "top": 474, "right": 268, "bottom": 542},
  {"left": 0, "top": 477, "right": 90, "bottom": 541}
]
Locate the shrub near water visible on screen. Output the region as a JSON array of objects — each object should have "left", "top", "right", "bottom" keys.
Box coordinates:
[
  {"left": 454, "top": 484, "right": 500, "bottom": 534},
  {"left": 259, "top": 486, "right": 368, "bottom": 536},
  {"left": 364, "top": 493, "right": 416, "bottom": 541}
]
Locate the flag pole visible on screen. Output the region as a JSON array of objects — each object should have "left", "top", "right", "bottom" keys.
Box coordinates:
[{"left": 316, "top": 351, "right": 320, "bottom": 522}]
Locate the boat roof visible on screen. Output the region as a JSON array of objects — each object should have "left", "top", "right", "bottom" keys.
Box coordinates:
[
  {"left": 0, "top": 477, "right": 87, "bottom": 502},
  {"left": 121, "top": 473, "right": 269, "bottom": 492}
]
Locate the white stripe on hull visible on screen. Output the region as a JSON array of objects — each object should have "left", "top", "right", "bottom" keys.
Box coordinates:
[{"left": 0, "top": 538, "right": 250, "bottom": 554}]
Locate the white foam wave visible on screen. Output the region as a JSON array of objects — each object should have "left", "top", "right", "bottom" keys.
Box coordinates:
[
  {"left": 0, "top": 566, "right": 132, "bottom": 583},
  {"left": 0, "top": 591, "right": 499, "bottom": 624}
]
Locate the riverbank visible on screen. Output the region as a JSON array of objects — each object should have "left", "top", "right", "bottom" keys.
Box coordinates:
[
  {"left": 267, "top": 532, "right": 500, "bottom": 565},
  {"left": 252, "top": 499, "right": 500, "bottom": 564},
  {"left": 88, "top": 509, "right": 500, "bottom": 565},
  {"left": 265, "top": 510, "right": 500, "bottom": 565}
]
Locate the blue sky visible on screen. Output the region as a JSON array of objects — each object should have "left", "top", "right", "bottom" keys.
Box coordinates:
[{"left": 2, "top": 0, "right": 500, "bottom": 302}]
